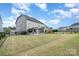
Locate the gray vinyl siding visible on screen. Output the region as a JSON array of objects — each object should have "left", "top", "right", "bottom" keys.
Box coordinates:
[
  {"left": 16, "top": 16, "right": 27, "bottom": 32},
  {"left": 26, "top": 20, "right": 45, "bottom": 29}
]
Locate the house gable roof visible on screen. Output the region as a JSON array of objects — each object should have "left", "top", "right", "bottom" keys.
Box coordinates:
[
  {"left": 15, "top": 14, "right": 48, "bottom": 27},
  {"left": 70, "top": 22, "right": 79, "bottom": 27}
]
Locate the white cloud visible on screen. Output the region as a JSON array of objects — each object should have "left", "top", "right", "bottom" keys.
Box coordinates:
[
  {"left": 51, "top": 9, "right": 65, "bottom": 15},
  {"left": 74, "top": 16, "right": 79, "bottom": 23},
  {"left": 56, "top": 10, "right": 67, "bottom": 15},
  {"left": 35, "top": 3, "right": 48, "bottom": 12},
  {"left": 38, "top": 19, "right": 60, "bottom": 26},
  {"left": 12, "top": 3, "right": 32, "bottom": 17},
  {"left": 3, "top": 20, "right": 15, "bottom": 27},
  {"left": 65, "top": 3, "right": 77, "bottom": 8},
  {"left": 38, "top": 19, "right": 46, "bottom": 24},
  {"left": 75, "top": 16, "right": 79, "bottom": 19},
  {"left": 51, "top": 3, "right": 79, "bottom": 21},
  {"left": 70, "top": 8, "right": 79, "bottom": 14},
  {"left": 12, "top": 3, "right": 31, "bottom": 12},
  {"left": 51, "top": 9, "right": 72, "bottom": 19},
  {"left": 11, "top": 7, "right": 21, "bottom": 17},
  {"left": 48, "top": 19, "right": 60, "bottom": 25},
  {"left": 12, "top": 3, "right": 32, "bottom": 23},
  {"left": 64, "top": 3, "right": 79, "bottom": 15},
  {"left": 3, "top": 16, "right": 16, "bottom": 27},
  {"left": 51, "top": 7, "right": 79, "bottom": 24},
  {"left": 4, "top": 7, "right": 21, "bottom": 27}
]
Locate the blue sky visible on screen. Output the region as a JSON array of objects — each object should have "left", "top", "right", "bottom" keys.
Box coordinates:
[{"left": 0, "top": 3, "right": 79, "bottom": 29}]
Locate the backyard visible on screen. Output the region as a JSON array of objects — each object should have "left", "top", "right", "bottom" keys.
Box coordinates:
[{"left": 0, "top": 33, "right": 79, "bottom": 56}]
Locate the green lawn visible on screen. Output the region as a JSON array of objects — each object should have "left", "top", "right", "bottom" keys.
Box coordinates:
[{"left": 0, "top": 33, "right": 79, "bottom": 56}]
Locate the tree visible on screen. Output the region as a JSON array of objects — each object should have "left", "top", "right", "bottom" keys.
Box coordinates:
[{"left": 3, "top": 27, "right": 11, "bottom": 34}]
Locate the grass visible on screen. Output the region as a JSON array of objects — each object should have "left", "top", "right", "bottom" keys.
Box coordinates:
[{"left": 0, "top": 33, "right": 79, "bottom": 56}]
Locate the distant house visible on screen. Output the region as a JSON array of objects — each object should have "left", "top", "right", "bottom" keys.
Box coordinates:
[
  {"left": 58, "top": 27, "right": 67, "bottom": 32},
  {"left": 15, "top": 14, "right": 48, "bottom": 34},
  {"left": 0, "top": 16, "right": 3, "bottom": 32},
  {"left": 59, "top": 22, "right": 79, "bottom": 33},
  {"left": 66, "top": 22, "right": 79, "bottom": 33}
]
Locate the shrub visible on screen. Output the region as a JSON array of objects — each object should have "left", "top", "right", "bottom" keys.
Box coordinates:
[
  {"left": 0, "top": 32, "right": 5, "bottom": 40},
  {"left": 53, "top": 29, "right": 58, "bottom": 32},
  {"left": 0, "top": 34, "right": 2, "bottom": 40}
]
